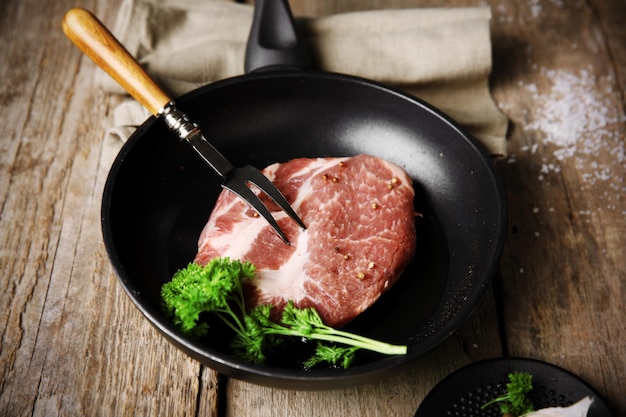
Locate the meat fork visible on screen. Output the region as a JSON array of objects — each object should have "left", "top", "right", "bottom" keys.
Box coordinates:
[{"left": 62, "top": 8, "right": 305, "bottom": 244}]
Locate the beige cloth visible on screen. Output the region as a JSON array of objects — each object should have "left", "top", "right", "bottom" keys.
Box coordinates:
[{"left": 101, "top": 0, "right": 508, "bottom": 157}]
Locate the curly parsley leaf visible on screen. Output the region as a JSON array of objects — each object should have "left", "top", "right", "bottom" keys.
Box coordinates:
[
  {"left": 482, "top": 371, "right": 535, "bottom": 416},
  {"left": 161, "top": 259, "right": 407, "bottom": 369}
]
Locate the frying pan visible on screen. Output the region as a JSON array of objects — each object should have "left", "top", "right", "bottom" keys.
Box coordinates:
[{"left": 101, "top": 0, "right": 506, "bottom": 389}]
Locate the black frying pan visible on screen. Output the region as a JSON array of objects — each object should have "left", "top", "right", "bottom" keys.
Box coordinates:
[{"left": 101, "top": 0, "right": 506, "bottom": 389}]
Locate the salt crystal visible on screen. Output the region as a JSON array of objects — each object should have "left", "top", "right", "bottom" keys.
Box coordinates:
[
  {"left": 519, "top": 66, "right": 625, "bottom": 212},
  {"left": 526, "top": 83, "right": 538, "bottom": 95},
  {"left": 529, "top": 0, "right": 542, "bottom": 18}
]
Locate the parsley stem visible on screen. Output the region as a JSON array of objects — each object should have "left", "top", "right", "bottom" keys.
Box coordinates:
[
  {"left": 307, "top": 332, "right": 407, "bottom": 355},
  {"left": 265, "top": 326, "right": 407, "bottom": 355},
  {"left": 317, "top": 327, "right": 407, "bottom": 353}
]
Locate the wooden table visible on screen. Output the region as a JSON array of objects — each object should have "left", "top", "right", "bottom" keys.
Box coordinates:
[{"left": 1, "top": 0, "right": 624, "bottom": 416}]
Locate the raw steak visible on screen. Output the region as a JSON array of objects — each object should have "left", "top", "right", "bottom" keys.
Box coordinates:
[{"left": 194, "top": 154, "right": 416, "bottom": 327}]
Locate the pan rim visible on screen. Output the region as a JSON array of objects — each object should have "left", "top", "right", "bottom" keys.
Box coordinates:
[{"left": 101, "top": 70, "right": 507, "bottom": 389}]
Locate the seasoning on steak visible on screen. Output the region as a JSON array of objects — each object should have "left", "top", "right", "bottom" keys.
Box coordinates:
[{"left": 194, "top": 154, "right": 416, "bottom": 327}]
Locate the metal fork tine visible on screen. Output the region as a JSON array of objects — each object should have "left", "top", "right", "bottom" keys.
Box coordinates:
[
  {"left": 244, "top": 168, "right": 307, "bottom": 230},
  {"left": 159, "top": 104, "right": 306, "bottom": 244},
  {"left": 224, "top": 180, "right": 291, "bottom": 244},
  {"left": 160, "top": 107, "right": 305, "bottom": 244}
]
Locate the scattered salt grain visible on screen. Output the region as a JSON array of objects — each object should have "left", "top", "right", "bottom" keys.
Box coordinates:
[
  {"left": 529, "top": 0, "right": 542, "bottom": 18},
  {"left": 524, "top": 68, "right": 623, "bottom": 159},
  {"left": 519, "top": 66, "right": 625, "bottom": 212}
]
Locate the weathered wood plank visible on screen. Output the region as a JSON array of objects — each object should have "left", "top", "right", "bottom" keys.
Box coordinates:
[
  {"left": 591, "top": 0, "right": 626, "bottom": 103},
  {"left": 490, "top": 0, "right": 626, "bottom": 415},
  {"left": 0, "top": 0, "right": 220, "bottom": 415}
]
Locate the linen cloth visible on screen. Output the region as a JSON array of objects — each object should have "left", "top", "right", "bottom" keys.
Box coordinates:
[{"left": 100, "top": 0, "right": 508, "bottom": 157}]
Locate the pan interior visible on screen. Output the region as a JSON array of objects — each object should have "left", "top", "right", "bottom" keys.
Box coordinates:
[{"left": 102, "top": 71, "right": 505, "bottom": 383}]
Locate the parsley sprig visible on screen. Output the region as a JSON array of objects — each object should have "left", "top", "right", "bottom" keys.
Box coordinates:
[
  {"left": 161, "top": 258, "right": 407, "bottom": 368},
  {"left": 481, "top": 371, "right": 535, "bottom": 416}
]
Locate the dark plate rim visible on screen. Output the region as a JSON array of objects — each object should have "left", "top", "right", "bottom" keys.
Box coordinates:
[{"left": 415, "top": 357, "right": 615, "bottom": 417}]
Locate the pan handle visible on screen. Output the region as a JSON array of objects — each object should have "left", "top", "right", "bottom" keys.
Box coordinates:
[{"left": 244, "top": 0, "right": 311, "bottom": 73}]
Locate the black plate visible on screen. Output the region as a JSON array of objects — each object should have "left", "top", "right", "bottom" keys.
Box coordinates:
[
  {"left": 415, "top": 358, "right": 615, "bottom": 416},
  {"left": 102, "top": 70, "right": 507, "bottom": 389}
]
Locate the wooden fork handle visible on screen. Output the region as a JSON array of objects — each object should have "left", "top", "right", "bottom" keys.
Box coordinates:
[{"left": 62, "top": 7, "right": 171, "bottom": 115}]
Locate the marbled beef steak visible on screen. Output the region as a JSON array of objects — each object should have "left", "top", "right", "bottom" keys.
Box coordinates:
[{"left": 195, "top": 154, "right": 417, "bottom": 327}]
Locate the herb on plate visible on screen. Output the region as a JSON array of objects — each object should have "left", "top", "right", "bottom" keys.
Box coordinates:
[
  {"left": 160, "top": 258, "right": 407, "bottom": 368},
  {"left": 481, "top": 371, "right": 535, "bottom": 416}
]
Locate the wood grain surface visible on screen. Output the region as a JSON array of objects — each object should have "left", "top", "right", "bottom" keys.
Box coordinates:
[{"left": 0, "top": 0, "right": 624, "bottom": 416}]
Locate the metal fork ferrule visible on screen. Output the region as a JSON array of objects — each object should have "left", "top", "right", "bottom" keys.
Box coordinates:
[{"left": 159, "top": 102, "right": 200, "bottom": 141}]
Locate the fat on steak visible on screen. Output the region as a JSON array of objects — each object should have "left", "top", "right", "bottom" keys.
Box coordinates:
[{"left": 194, "top": 154, "right": 416, "bottom": 327}]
